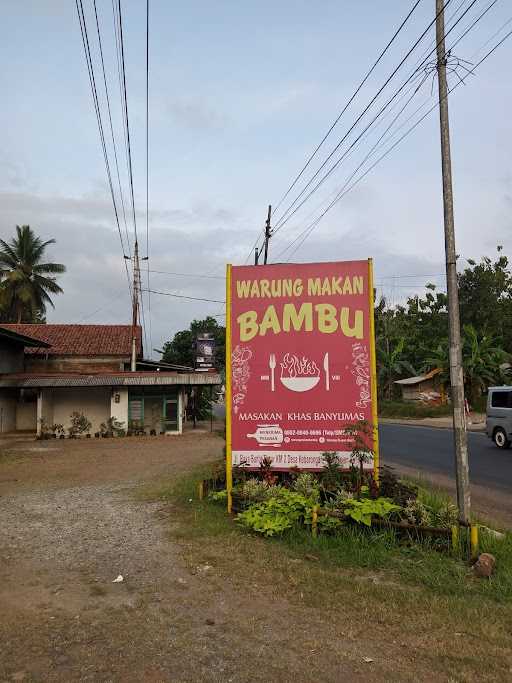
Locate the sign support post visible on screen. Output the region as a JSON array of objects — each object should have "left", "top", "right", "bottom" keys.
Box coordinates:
[
  {"left": 368, "top": 258, "right": 380, "bottom": 481},
  {"left": 225, "top": 264, "right": 233, "bottom": 513}
]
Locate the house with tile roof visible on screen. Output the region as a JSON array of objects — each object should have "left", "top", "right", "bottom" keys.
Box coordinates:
[{"left": 0, "top": 324, "right": 220, "bottom": 436}]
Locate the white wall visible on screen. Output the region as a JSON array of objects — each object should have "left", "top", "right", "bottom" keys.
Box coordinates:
[
  {"left": 51, "top": 388, "right": 111, "bottom": 434},
  {"left": 110, "top": 388, "right": 128, "bottom": 429},
  {"left": 16, "top": 402, "right": 37, "bottom": 431},
  {"left": 178, "top": 390, "right": 184, "bottom": 434},
  {"left": 0, "top": 395, "right": 17, "bottom": 432}
]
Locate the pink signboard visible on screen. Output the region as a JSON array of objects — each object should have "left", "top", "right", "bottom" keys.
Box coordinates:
[{"left": 226, "top": 259, "right": 378, "bottom": 471}]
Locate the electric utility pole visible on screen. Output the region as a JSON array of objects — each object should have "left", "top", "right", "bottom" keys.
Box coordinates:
[
  {"left": 435, "top": 0, "right": 471, "bottom": 524},
  {"left": 126, "top": 240, "right": 143, "bottom": 371},
  {"left": 263, "top": 204, "right": 272, "bottom": 265}
]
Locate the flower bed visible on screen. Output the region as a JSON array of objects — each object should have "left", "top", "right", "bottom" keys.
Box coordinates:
[{"left": 202, "top": 457, "right": 475, "bottom": 555}]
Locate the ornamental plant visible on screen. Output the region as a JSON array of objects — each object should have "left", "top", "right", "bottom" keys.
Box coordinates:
[
  {"left": 341, "top": 498, "right": 401, "bottom": 527},
  {"left": 237, "top": 489, "right": 312, "bottom": 537},
  {"left": 292, "top": 473, "right": 320, "bottom": 502},
  {"left": 68, "top": 411, "right": 92, "bottom": 437}
]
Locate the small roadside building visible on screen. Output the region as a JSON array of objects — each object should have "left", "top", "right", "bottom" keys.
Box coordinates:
[
  {"left": 394, "top": 368, "right": 443, "bottom": 402},
  {"left": 0, "top": 324, "right": 220, "bottom": 435}
]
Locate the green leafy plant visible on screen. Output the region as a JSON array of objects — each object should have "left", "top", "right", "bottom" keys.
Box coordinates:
[
  {"left": 37, "top": 418, "right": 51, "bottom": 439},
  {"left": 292, "top": 473, "right": 320, "bottom": 502},
  {"left": 239, "top": 478, "right": 271, "bottom": 501},
  {"left": 379, "top": 466, "right": 418, "bottom": 506},
  {"left": 100, "top": 417, "right": 126, "bottom": 437},
  {"left": 208, "top": 489, "right": 228, "bottom": 502},
  {"left": 50, "top": 423, "right": 65, "bottom": 437},
  {"left": 431, "top": 502, "right": 458, "bottom": 529},
  {"left": 402, "top": 499, "right": 432, "bottom": 526},
  {"left": 68, "top": 411, "right": 92, "bottom": 437},
  {"left": 341, "top": 497, "right": 401, "bottom": 527},
  {"left": 259, "top": 456, "right": 277, "bottom": 486},
  {"left": 325, "top": 487, "right": 354, "bottom": 509},
  {"left": 320, "top": 451, "right": 343, "bottom": 491},
  {"left": 344, "top": 420, "right": 374, "bottom": 497},
  {"left": 237, "top": 490, "right": 311, "bottom": 537}
]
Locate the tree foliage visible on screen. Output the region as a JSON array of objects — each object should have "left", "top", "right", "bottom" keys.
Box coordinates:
[
  {"left": 0, "top": 225, "right": 66, "bottom": 323},
  {"left": 376, "top": 248, "right": 511, "bottom": 400},
  {"left": 161, "top": 316, "right": 225, "bottom": 371}
]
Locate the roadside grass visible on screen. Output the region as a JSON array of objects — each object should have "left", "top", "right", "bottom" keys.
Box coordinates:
[
  {"left": 379, "top": 400, "right": 452, "bottom": 419},
  {"left": 140, "top": 465, "right": 512, "bottom": 602},
  {"left": 138, "top": 467, "right": 512, "bottom": 679}
]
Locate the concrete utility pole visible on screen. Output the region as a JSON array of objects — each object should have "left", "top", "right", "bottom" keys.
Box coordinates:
[
  {"left": 263, "top": 204, "right": 272, "bottom": 265},
  {"left": 130, "top": 240, "right": 141, "bottom": 372},
  {"left": 435, "top": 0, "right": 471, "bottom": 523}
]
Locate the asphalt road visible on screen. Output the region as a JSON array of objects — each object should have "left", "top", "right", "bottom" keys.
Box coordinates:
[{"left": 380, "top": 423, "right": 512, "bottom": 494}]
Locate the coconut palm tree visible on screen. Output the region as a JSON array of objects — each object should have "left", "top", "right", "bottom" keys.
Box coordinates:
[{"left": 0, "top": 225, "right": 66, "bottom": 323}]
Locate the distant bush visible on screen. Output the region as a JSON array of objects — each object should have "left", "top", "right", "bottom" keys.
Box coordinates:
[{"left": 378, "top": 400, "right": 452, "bottom": 419}]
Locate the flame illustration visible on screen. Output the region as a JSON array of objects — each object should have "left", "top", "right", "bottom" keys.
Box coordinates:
[{"left": 280, "top": 353, "right": 320, "bottom": 379}]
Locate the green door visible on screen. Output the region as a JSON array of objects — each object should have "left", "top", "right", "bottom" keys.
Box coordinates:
[
  {"left": 129, "top": 396, "right": 144, "bottom": 431},
  {"left": 163, "top": 396, "right": 178, "bottom": 432}
]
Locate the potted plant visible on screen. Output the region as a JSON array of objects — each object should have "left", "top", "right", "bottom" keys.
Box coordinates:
[
  {"left": 100, "top": 417, "right": 126, "bottom": 438},
  {"left": 51, "top": 424, "right": 65, "bottom": 439},
  {"left": 37, "top": 418, "right": 51, "bottom": 440},
  {"left": 68, "top": 411, "right": 92, "bottom": 439}
]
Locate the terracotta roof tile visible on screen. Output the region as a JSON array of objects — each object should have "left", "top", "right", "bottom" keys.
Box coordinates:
[{"left": 1, "top": 324, "right": 142, "bottom": 357}]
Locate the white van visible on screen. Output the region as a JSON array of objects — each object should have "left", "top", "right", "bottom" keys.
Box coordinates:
[{"left": 486, "top": 386, "right": 512, "bottom": 449}]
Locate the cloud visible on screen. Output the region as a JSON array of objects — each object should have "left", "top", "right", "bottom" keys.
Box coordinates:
[{"left": 166, "top": 97, "right": 230, "bottom": 131}]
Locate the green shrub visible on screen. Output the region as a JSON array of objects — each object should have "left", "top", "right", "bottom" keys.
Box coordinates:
[
  {"left": 342, "top": 498, "right": 401, "bottom": 527},
  {"left": 237, "top": 489, "right": 312, "bottom": 537},
  {"left": 403, "top": 499, "right": 432, "bottom": 526},
  {"left": 292, "top": 473, "right": 320, "bottom": 502},
  {"left": 379, "top": 400, "right": 451, "bottom": 419}
]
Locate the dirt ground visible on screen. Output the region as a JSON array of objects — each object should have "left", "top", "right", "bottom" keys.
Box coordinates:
[{"left": 0, "top": 434, "right": 509, "bottom": 682}]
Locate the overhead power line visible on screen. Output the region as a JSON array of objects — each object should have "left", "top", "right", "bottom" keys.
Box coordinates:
[
  {"left": 115, "top": 0, "right": 147, "bottom": 353},
  {"left": 145, "top": 0, "right": 153, "bottom": 357},
  {"left": 279, "top": 21, "right": 512, "bottom": 261},
  {"left": 74, "top": 0, "right": 132, "bottom": 296},
  {"left": 145, "top": 289, "right": 225, "bottom": 304},
  {"left": 149, "top": 269, "right": 225, "bottom": 280},
  {"left": 93, "top": 0, "right": 131, "bottom": 261},
  {"left": 243, "top": 0, "right": 424, "bottom": 265},
  {"left": 273, "top": 0, "right": 424, "bottom": 215},
  {"left": 272, "top": 0, "right": 480, "bottom": 237},
  {"left": 116, "top": 0, "right": 139, "bottom": 245}
]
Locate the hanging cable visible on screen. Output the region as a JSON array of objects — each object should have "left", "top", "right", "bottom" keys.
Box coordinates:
[
  {"left": 145, "top": 0, "right": 153, "bottom": 358},
  {"left": 145, "top": 289, "right": 225, "bottom": 304},
  {"left": 280, "top": 23, "right": 512, "bottom": 261},
  {"left": 272, "top": 0, "right": 479, "bottom": 237},
  {"left": 93, "top": 0, "right": 131, "bottom": 261},
  {"left": 74, "top": 0, "right": 132, "bottom": 296},
  {"left": 116, "top": 0, "right": 139, "bottom": 244},
  {"left": 273, "top": 0, "right": 424, "bottom": 215},
  {"left": 242, "top": 0, "right": 425, "bottom": 265}
]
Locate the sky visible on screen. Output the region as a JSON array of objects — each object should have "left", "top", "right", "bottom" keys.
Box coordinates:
[{"left": 0, "top": 0, "right": 511, "bottom": 358}]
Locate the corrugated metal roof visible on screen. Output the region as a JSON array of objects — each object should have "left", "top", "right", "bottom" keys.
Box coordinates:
[
  {"left": 394, "top": 368, "right": 441, "bottom": 386},
  {"left": 0, "top": 372, "right": 221, "bottom": 388}
]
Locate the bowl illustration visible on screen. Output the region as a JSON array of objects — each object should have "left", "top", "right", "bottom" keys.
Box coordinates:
[
  {"left": 279, "top": 353, "right": 321, "bottom": 392},
  {"left": 280, "top": 375, "right": 320, "bottom": 392}
]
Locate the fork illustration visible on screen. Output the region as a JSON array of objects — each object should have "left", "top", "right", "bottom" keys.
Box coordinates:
[{"left": 269, "top": 354, "right": 276, "bottom": 392}]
